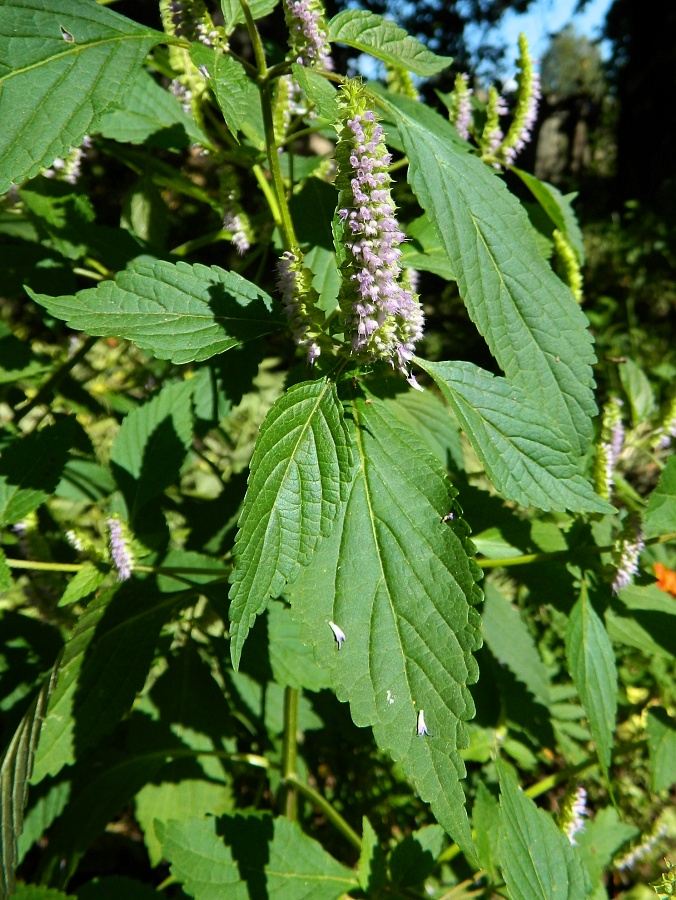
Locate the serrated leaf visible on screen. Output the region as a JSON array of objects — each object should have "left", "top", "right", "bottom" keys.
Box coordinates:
[
  {"left": 228, "top": 379, "right": 354, "bottom": 669},
  {"left": 28, "top": 259, "right": 279, "bottom": 365},
  {"left": 17, "top": 780, "right": 70, "bottom": 865},
  {"left": 382, "top": 384, "right": 464, "bottom": 472},
  {"left": 619, "top": 358, "right": 654, "bottom": 425},
  {"left": 268, "top": 600, "right": 331, "bottom": 692},
  {"left": 0, "top": 322, "right": 49, "bottom": 384},
  {"left": 576, "top": 807, "right": 638, "bottom": 888},
  {"left": 379, "top": 93, "right": 598, "bottom": 456},
  {"left": 482, "top": 583, "right": 550, "bottom": 707},
  {"left": 220, "top": 0, "right": 279, "bottom": 33},
  {"left": 57, "top": 563, "right": 107, "bottom": 607},
  {"left": 96, "top": 68, "right": 208, "bottom": 148},
  {"left": 109, "top": 379, "right": 195, "bottom": 517},
  {"left": 31, "top": 585, "right": 171, "bottom": 782},
  {"left": 565, "top": 584, "right": 617, "bottom": 774},
  {"left": 287, "top": 393, "right": 482, "bottom": 862},
  {"left": 291, "top": 64, "right": 339, "bottom": 123},
  {"left": 0, "top": 676, "right": 54, "bottom": 897},
  {"left": 359, "top": 816, "right": 386, "bottom": 893},
  {"left": 644, "top": 455, "right": 676, "bottom": 538},
  {"left": 160, "top": 813, "right": 358, "bottom": 899},
  {"left": 329, "top": 11, "right": 452, "bottom": 76},
  {"left": 0, "top": 418, "right": 75, "bottom": 527},
  {"left": 497, "top": 759, "right": 590, "bottom": 900},
  {"left": 473, "top": 782, "right": 501, "bottom": 885},
  {"left": 401, "top": 214, "right": 455, "bottom": 280},
  {"left": 416, "top": 359, "right": 611, "bottom": 512},
  {"left": 190, "top": 45, "right": 264, "bottom": 144},
  {"left": 646, "top": 707, "right": 676, "bottom": 793},
  {"left": 0, "top": 0, "right": 165, "bottom": 191},
  {"left": 388, "top": 824, "right": 445, "bottom": 888},
  {"left": 513, "top": 169, "right": 585, "bottom": 263}
]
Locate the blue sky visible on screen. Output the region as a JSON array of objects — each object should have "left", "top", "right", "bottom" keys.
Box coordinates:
[{"left": 466, "top": 0, "right": 614, "bottom": 80}]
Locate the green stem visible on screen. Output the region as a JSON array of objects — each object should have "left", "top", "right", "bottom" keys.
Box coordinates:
[
  {"left": 281, "top": 686, "right": 299, "bottom": 821},
  {"left": 284, "top": 773, "right": 362, "bottom": 850},
  {"left": 5, "top": 558, "right": 230, "bottom": 579},
  {"left": 17, "top": 335, "right": 98, "bottom": 422}
]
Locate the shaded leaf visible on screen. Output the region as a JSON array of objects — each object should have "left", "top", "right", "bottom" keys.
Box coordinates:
[
  {"left": 647, "top": 707, "right": 676, "bottom": 794},
  {"left": 644, "top": 455, "right": 676, "bottom": 539},
  {"left": 497, "top": 759, "right": 590, "bottom": 900},
  {"left": 565, "top": 584, "right": 617, "bottom": 774},
  {"left": 388, "top": 824, "right": 445, "bottom": 888},
  {"left": 473, "top": 782, "right": 501, "bottom": 885},
  {"left": 191, "top": 45, "right": 264, "bottom": 144},
  {"left": 28, "top": 260, "right": 280, "bottom": 365},
  {"left": 220, "top": 0, "right": 279, "bottom": 33},
  {"left": 228, "top": 379, "right": 354, "bottom": 669},
  {"left": 159, "top": 813, "right": 358, "bottom": 899},
  {"left": 358, "top": 817, "right": 386, "bottom": 894},
  {"left": 76, "top": 876, "right": 163, "bottom": 900},
  {"left": 0, "top": 322, "right": 48, "bottom": 384},
  {"left": 292, "top": 64, "right": 339, "bottom": 122},
  {"left": 512, "top": 169, "right": 584, "bottom": 263},
  {"left": 288, "top": 393, "right": 482, "bottom": 862},
  {"left": 576, "top": 807, "right": 638, "bottom": 887},
  {"left": 416, "top": 359, "right": 610, "bottom": 512},
  {"left": 329, "top": 11, "right": 452, "bottom": 76},
  {"left": 267, "top": 600, "right": 331, "bottom": 692},
  {"left": 383, "top": 385, "right": 464, "bottom": 472},
  {"left": 57, "top": 563, "right": 107, "bottom": 607},
  {"left": 0, "top": 0, "right": 165, "bottom": 191},
  {"left": 380, "top": 93, "right": 598, "bottom": 456}
]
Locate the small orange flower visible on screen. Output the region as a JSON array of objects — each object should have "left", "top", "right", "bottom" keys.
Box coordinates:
[{"left": 654, "top": 562, "right": 676, "bottom": 597}]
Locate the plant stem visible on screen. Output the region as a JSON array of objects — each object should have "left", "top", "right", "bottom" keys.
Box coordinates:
[
  {"left": 281, "top": 686, "right": 299, "bottom": 821},
  {"left": 5, "top": 558, "right": 230, "bottom": 578},
  {"left": 17, "top": 335, "right": 98, "bottom": 422},
  {"left": 284, "top": 774, "right": 362, "bottom": 850}
]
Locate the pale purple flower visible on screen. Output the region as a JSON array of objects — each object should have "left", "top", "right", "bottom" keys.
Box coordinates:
[
  {"left": 107, "top": 517, "right": 134, "bottom": 582},
  {"left": 223, "top": 210, "right": 250, "bottom": 255},
  {"left": 338, "top": 110, "right": 424, "bottom": 385},
  {"left": 284, "top": 0, "right": 333, "bottom": 70},
  {"left": 328, "top": 620, "right": 346, "bottom": 649},
  {"left": 169, "top": 0, "right": 217, "bottom": 46},
  {"left": 563, "top": 786, "right": 588, "bottom": 845},
  {"left": 616, "top": 822, "right": 667, "bottom": 871},
  {"left": 612, "top": 526, "right": 644, "bottom": 594},
  {"left": 450, "top": 73, "right": 473, "bottom": 141},
  {"left": 276, "top": 251, "right": 321, "bottom": 364},
  {"left": 503, "top": 71, "right": 541, "bottom": 165}
]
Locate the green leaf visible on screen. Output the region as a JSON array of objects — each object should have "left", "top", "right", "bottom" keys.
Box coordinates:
[
  {"left": 358, "top": 817, "right": 386, "bottom": 894},
  {"left": 31, "top": 585, "right": 171, "bottom": 782},
  {"left": 228, "top": 379, "right": 354, "bottom": 669},
  {"left": 0, "top": 322, "right": 48, "bottom": 384},
  {"left": 576, "top": 807, "right": 638, "bottom": 888},
  {"left": 497, "top": 760, "right": 590, "bottom": 900},
  {"left": 28, "top": 259, "right": 279, "bottom": 365},
  {"left": 287, "top": 393, "right": 482, "bottom": 862},
  {"left": 565, "top": 584, "right": 617, "bottom": 774},
  {"left": 647, "top": 707, "right": 676, "bottom": 793},
  {"left": 0, "top": 547, "right": 11, "bottom": 593},
  {"left": 473, "top": 782, "right": 501, "bottom": 885},
  {"left": 382, "top": 384, "right": 464, "bottom": 472},
  {"left": 96, "top": 68, "right": 208, "bottom": 148},
  {"left": 291, "top": 64, "right": 339, "bottom": 123},
  {"left": 401, "top": 214, "right": 455, "bottom": 280},
  {"left": 57, "top": 563, "right": 107, "bottom": 607},
  {"left": 512, "top": 169, "right": 585, "bottom": 263},
  {"left": 159, "top": 813, "right": 358, "bottom": 899},
  {"left": 380, "top": 93, "right": 598, "bottom": 457},
  {"left": 329, "top": 11, "right": 452, "bottom": 76},
  {"left": 619, "top": 358, "right": 654, "bottom": 426},
  {"left": 644, "top": 455, "right": 676, "bottom": 538},
  {"left": 267, "top": 600, "right": 331, "bottom": 692},
  {"left": 388, "top": 824, "right": 445, "bottom": 888},
  {"left": 190, "top": 45, "right": 264, "bottom": 145},
  {"left": 0, "top": 418, "right": 75, "bottom": 527},
  {"left": 137, "top": 777, "right": 233, "bottom": 867},
  {"left": 220, "top": 0, "right": 279, "bottom": 33},
  {"left": 12, "top": 887, "right": 69, "bottom": 899},
  {"left": 0, "top": 0, "right": 165, "bottom": 191},
  {"left": 482, "top": 583, "right": 550, "bottom": 707},
  {"left": 17, "top": 780, "right": 70, "bottom": 864},
  {"left": 416, "top": 359, "right": 610, "bottom": 513},
  {"left": 109, "top": 379, "right": 195, "bottom": 518},
  {"left": 0, "top": 677, "right": 54, "bottom": 898}
]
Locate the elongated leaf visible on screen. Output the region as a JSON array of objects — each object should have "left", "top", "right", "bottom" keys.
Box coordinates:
[
  {"left": 57, "top": 562, "right": 107, "bottom": 607},
  {"left": 473, "top": 782, "right": 501, "bottom": 885},
  {"left": 646, "top": 708, "right": 676, "bottom": 793},
  {"left": 190, "top": 45, "right": 264, "bottom": 144},
  {"left": 96, "top": 68, "right": 208, "bottom": 148},
  {"left": 576, "top": 807, "right": 637, "bottom": 888},
  {"left": 228, "top": 379, "right": 353, "bottom": 668},
  {"left": 565, "top": 584, "right": 617, "bottom": 774},
  {"left": 1, "top": 676, "right": 54, "bottom": 897},
  {"left": 644, "top": 455, "right": 676, "bottom": 538},
  {"left": 0, "top": 0, "right": 165, "bottom": 191},
  {"left": 220, "top": 0, "right": 279, "bottom": 33},
  {"left": 109, "top": 379, "right": 195, "bottom": 518},
  {"left": 291, "top": 64, "right": 339, "bottom": 123},
  {"left": 31, "top": 585, "right": 172, "bottom": 782},
  {"left": 0, "top": 323, "right": 48, "bottom": 384},
  {"left": 0, "top": 418, "right": 75, "bottom": 527},
  {"left": 512, "top": 168, "right": 585, "bottom": 263},
  {"left": 12, "top": 887, "right": 69, "bottom": 899},
  {"left": 0, "top": 547, "right": 11, "bottom": 592},
  {"left": 383, "top": 386, "right": 464, "bottom": 472},
  {"left": 402, "top": 214, "right": 455, "bottom": 280},
  {"left": 416, "top": 359, "right": 610, "bottom": 512},
  {"left": 482, "top": 583, "right": 550, "bottom": 707},
  {"left": 288, "top": 393, "right": 482, "bottom": 862},
  {"left": 329, "top": 11, "right": 452, "bottom": 76},
  {"left": 28, "top": 260, "right": 279, "bottom": 365},
  {"left": 497, "top": 760, "right": 590, "bottom": 900},
  {"left": 159, "top": 813, "right": 358, "bottom": 899},
  {"left": 380, "top": 93, "right": 598, "bottom": 456}
]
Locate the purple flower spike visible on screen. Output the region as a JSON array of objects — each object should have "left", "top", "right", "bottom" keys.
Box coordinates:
[{"left": 107, "top": 517, "right": 134, "bottom": 582}]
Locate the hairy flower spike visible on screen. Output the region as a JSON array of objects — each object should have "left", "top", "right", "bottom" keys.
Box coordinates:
[
  {"left": 611, "top": 522, "right": 644, "bottom": 594},
  {"left": 335, "top": 81, "right": 424, "bottom": 387},
  {"left": 480, "top": 86, "right": 507, "bottom": 165},
  {"left": 559, "top": 785, "right": 588, "bottom": 845},
  {"left": 166, "top": 0, "right": 220, "bottom": 46},
  {"left": 107, "top": 516, "right": 134, "bottom": 582},
  {"left": 652, "top": 392, "right": 676, "bottom": 450},
  {"left": 283, "top": 0, "right": 333, "bottom": 70},
  {"left": 553, "top": 230, "right": 583, "bottom": 302},
  {"left": 219, "top": 167, "right": 253, "bottom": 255},
  {"left": 43, "top": 137, "right": 92, "bottom": 184},
  {"left": 277, "top": 250, "right": 326, "bottom": 364},
  {"left": 501, "top": 34, "right": 541, "bottom": 165},
  {"left": 594, "top": 397, "right": 624, "bottom": 501},
  {"left": 448, "top": 73, "right": 473, "bottom": 141},
  {"left": 385, "top": 64, "right": 419, "bottom": 101}
]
